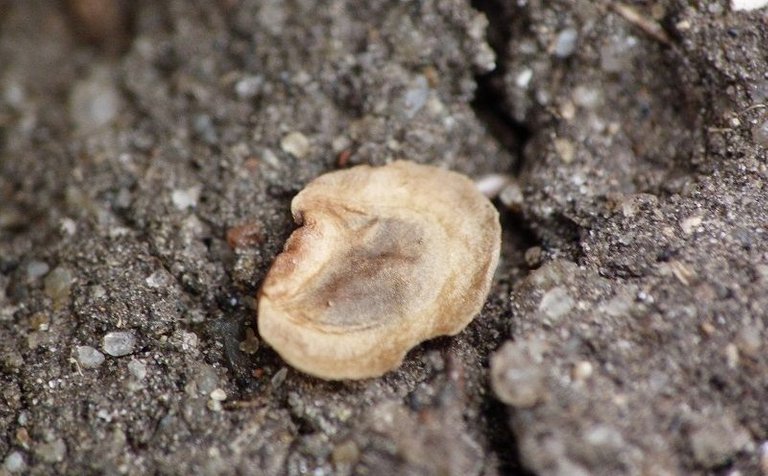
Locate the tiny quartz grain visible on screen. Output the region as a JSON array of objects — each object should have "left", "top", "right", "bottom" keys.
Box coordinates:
[
  {"left": 257, "top": 160, "right": 501, "bottom": 380},
  {"left": 280, "top": 131, "right": 310, "bottom": 159},
  {"left": 75, "top": 345, "right": 105, "bottom": 369},
  {"left": 102, "top": 331, "right": 136, "bottom": 357}
]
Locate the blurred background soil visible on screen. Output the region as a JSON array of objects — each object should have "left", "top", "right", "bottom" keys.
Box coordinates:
[{"left": 1, "top": 1, "right": 767, "bottom": 475}]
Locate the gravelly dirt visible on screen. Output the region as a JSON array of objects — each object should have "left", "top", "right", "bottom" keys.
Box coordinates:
[{"left": 1, "top": 1, "right": 767, "bottom": 475}]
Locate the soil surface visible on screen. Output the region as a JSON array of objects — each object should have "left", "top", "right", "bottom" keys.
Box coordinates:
[{"left": 1, "top": 1, "right": 767, "bottom": 475}]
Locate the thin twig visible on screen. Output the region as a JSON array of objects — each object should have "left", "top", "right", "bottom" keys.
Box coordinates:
[
  {"left": 740, "top": 103, "right": 768, "bottom": 114},
  {"left": 69, "top": 357, "right": 84, "bottom": 377},
  {"left": 609, "top": 2, "right": 672, "bottom": 46}
]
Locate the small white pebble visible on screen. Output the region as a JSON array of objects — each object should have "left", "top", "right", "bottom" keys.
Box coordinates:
[
  {"left": 207, "top": 399, "right": 223, "bottom": 412},
  {"left": 680, "top": 214, "right": 704, "bottom": 235},
  {"left": 145, "top": 270, "right": 172, "bottom": 289},
  {"left": 261, "top": 148, "right": 280, "bottom": 168},
  {"left": 26, "top": 261, "right": 50, "bottom": 281},
  {"left": 239, "top": 328, "right": 260, "bottom": 354},
  {"left": 59, "top": 218, "right": 77, "bottom": 235},
  {"left": 475, "top": 174, "right": 510, "bottom": 198},
  {"left": 171, "top": 186, "right": 202, "bottom": 210},
  {"left": 332, "top": 135, "right": 351, "bottom": 153},
  {"left": 102, "top": 331, "right": 137, "bottom": 357},
  {"left": 280, "top": 132, "right": 311, "bottom": 159},
  {"left": 180, "top": 331, "right": 199, "bottom": 352},
  {"left": 559, "top": 101, "right": 576, "bottom": 120},
  {"left": 735, "top": 325, "right": 762, "bottom": 357},
  {"left": 732, "top": 0, "right": 768, "bottom": 11},
  {"left": 554, "top": 28, "right": 578, "bottom": 58},
  {"left": 752, "top": 119, "right": 768, "bottom": 147},
  {"left": 491, "top": 341, "right": 547, "bottom": 408},
  {"left": 108, "top": 226, "right": 130, "bottom": 239},
  {"left": 3, "top": 79, "right": 25, "bottom": 108},
  {"left": 499, "top": 182, "right": 524, "bottom": 211},
  {"left": 3, "top": 451, "right": 26, "bottom": 473},
  {"left": 515, "top": 69, "right": 533, "bottom": 88},
  {"left": 76, "top": 345, "right": 105, "bottom": 369},
  {"left": 402, "top": 76, "right": 429, "bottom": 118},
  {"left": 44, "top": 267, "right": 74, "bottom": 303},
  {"left": 234, "top": 75, "right": 263, "bottom": 99},
  {"left": 210, "top": 388, "right": 227, "bottom": 401},
  {"left": 538, "top": 286, "right": 574, "bottom": 322},
  {"left": 69, "top": 66, "right": 121, "bottom": 133},
  {"left": 271, "top": 367, "right": 288, "bottom": 388},
  {"left": 90, "top": 285, "right": 107, "bottom": 299},
  {"left": 725, "top": 343, "right": 739, "bottom": 368},
  {"left": 572, "top": 85, "right": 601, "bottom": 109},
  {"left": 96, "top": 408, "right": 112, "bottom": 422},
  {"left": 554, "top": 138, "right": 575, "bottom": 163},
  {"left": 128, "top": 360, "right": 147, "bottom": 380},
  {"left": 572, "top": 361, "right": 594, "bottom": 382},
  {"left": 332, "top": 440, "right": 361, "bottom": 466}
]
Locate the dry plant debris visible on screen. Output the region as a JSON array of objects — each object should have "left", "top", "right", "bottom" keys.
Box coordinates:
[{"left": 257, "top": 161, "right": 501, "bottom": 380}]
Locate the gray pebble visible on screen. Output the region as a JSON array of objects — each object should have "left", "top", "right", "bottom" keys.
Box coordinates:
[
  {"left": 43, "top": 267, "right": 74, "bottom": 304},
  {"left": 194, "top": 364, "right": 219, "bottom": 395},
  {"left": 331, "top": 440, "right": 360, "bottom": 466},
  {"left": 475, "top": 174, "right": 510, "bottom": 198},
  {"left": 600, "top": 39, "right": 634, "bottom": 73},
  {"left": 26, "top": 261, "right": 50, "bottom": 281},
  {"left": 280, "top": 131, "right": 310, "bottom": 159},
  {"left": 3, "top": 451, "right": 26, "bottom": 473},
  {"left": 235, "top": 75, "right": 264, "bottom": 99},
  {"left": 402, "top": 75, "right": 429, "bottom": 118},
  {"left": 753, "top": 119, "right": 768, "bottom": 147},
  {"left": 538, "top": 286, "right": 574, "bottom": 321},
  {"left": 210, "top": 388, "right": 227, "bottom": 401},
  {"left": 524, "top": 246, "right": 543, "bottom": 268},
  {"left": 490, "top": 341, "right": 547, "bottom": 408},
  {"left": 689, "top": 416, "right": 751, "bottom": 468},
  {"left": 102, "top": 331, "right": 137, "bottom": 357},
  {"left": 68, "top": 66, "right": 120, "bottom": 133},
  {"left": 171, "top": 186, "right": 201, "bottom": 211},
  {"left": 75, "top": 345, "right": 105, "bottom": 368},
  {"left": 271, "top": 367, "right": 288, "bottom": 388},
  {"left": 193, "top": 114, "right": 218, "bottom": 145},
  {"left": 128, "top": 360, "right": 147, "bottom": 380},
  {"left": 554, "top": 28, "right": 578, "bottom": 58},
  {"left": 145, "top": 269, "right": 174, "bottom": 289},
  {"left": 499, "top": 182, "right": 523, "bottom": 211},
  {"left": 34, "top": 439, "right": 66, "bottom": 464},
  {"left": 735, "top": 324, "right": 762, "bottom": 357}
]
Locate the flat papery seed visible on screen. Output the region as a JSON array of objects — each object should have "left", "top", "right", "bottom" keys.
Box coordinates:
[{"left": 257, "top": 160, "right": 501, "bottom": 380}]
